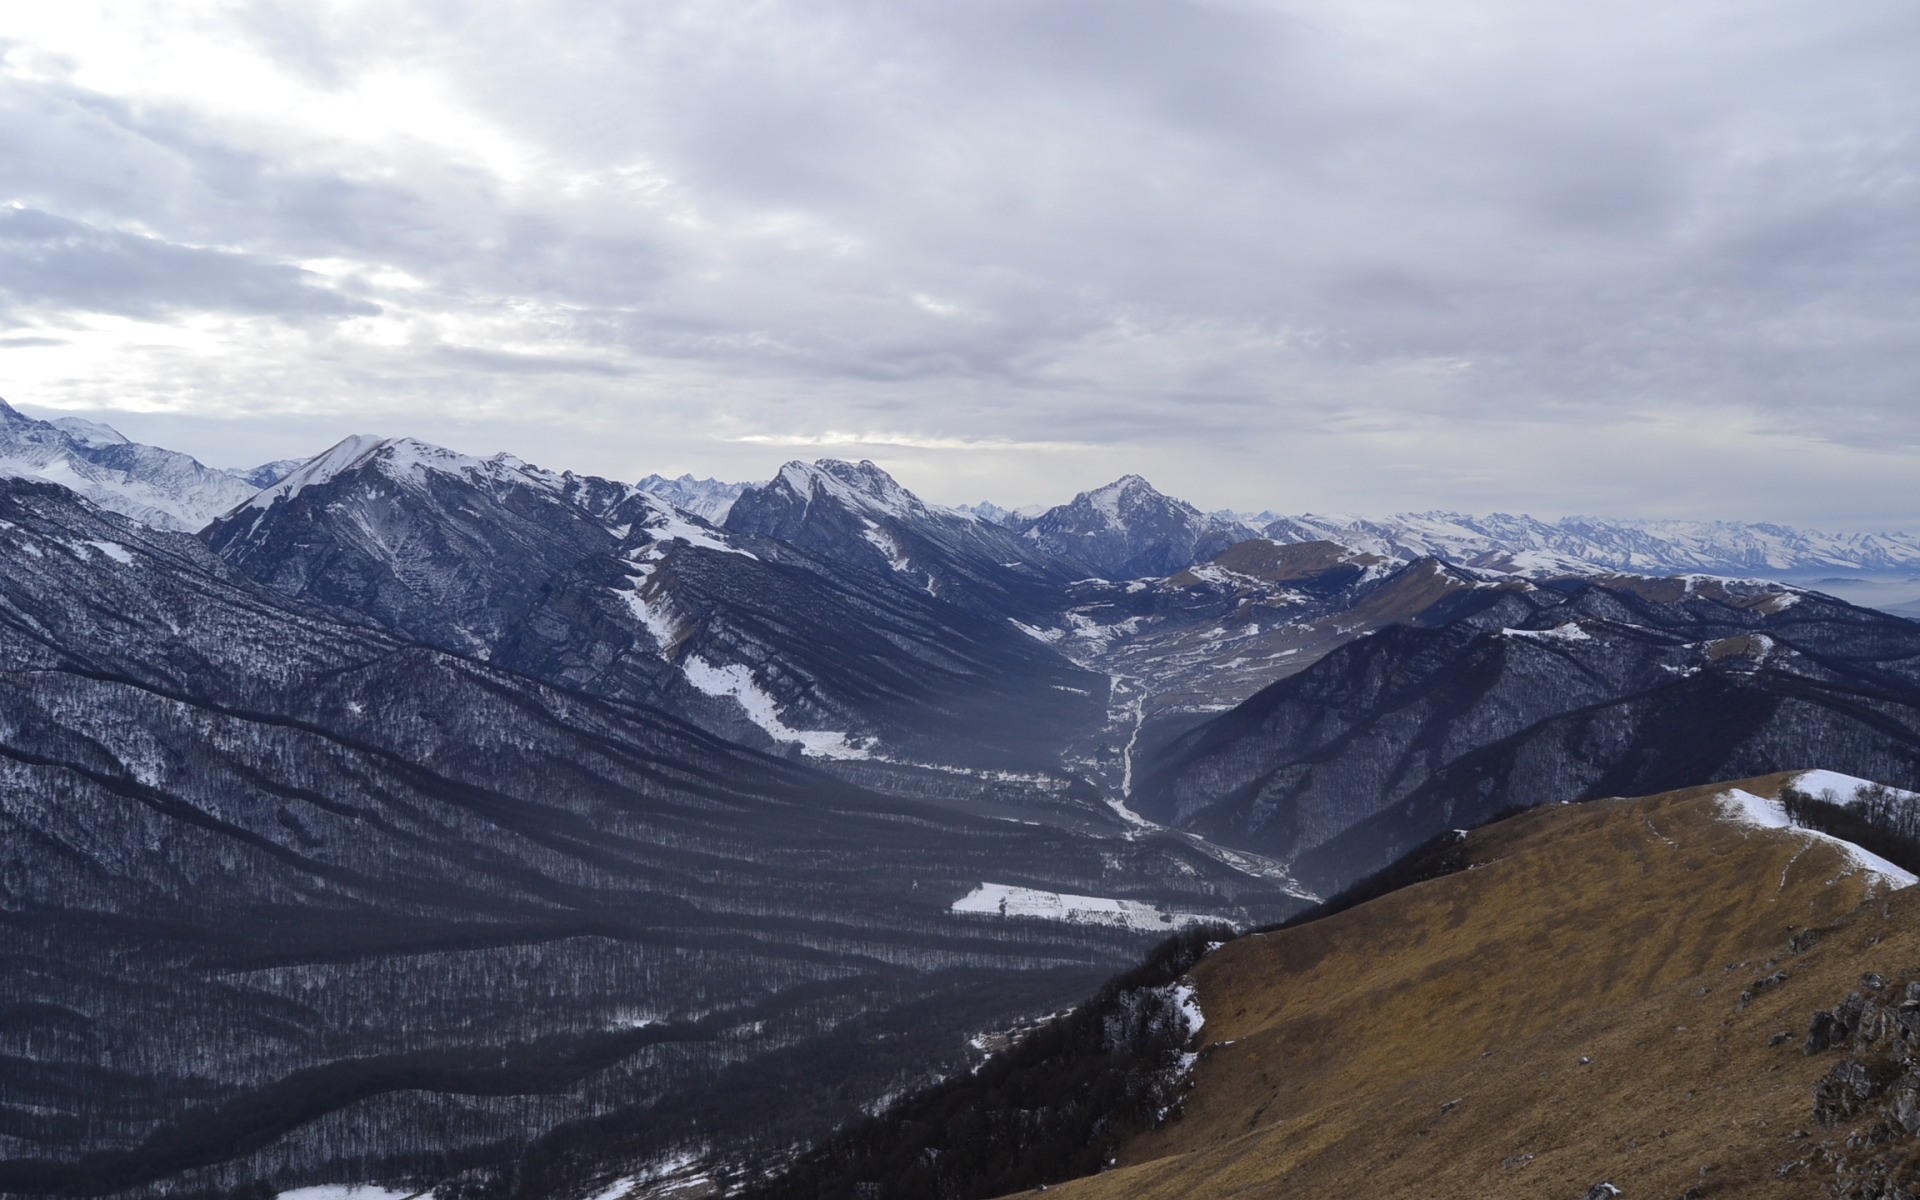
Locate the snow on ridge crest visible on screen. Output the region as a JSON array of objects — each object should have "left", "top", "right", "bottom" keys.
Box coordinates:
[
  {"left": 241, "top": 435, "right": 599, "bottom": 514},
  {"left": 776, "top": 458, "right": 947, "bottom": 522},
  {"left": 242, "top": 434, "right": 391, "bottom": 510},
  {"left": 1716, "top": 780, "right": 1918, "bottom": 890}
]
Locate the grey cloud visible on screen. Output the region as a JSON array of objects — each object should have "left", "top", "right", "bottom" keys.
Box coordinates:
[
  {"left": 4, "top": 0, "right": 1920, "bottom": 524},
  {"left": 0, "top": 208, "right": 378, "bottom": 320}
]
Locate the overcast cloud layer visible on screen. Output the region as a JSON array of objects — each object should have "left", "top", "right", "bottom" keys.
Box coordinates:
[{"left": 2, "top": 0, "right": 1917, "bottom": 523}]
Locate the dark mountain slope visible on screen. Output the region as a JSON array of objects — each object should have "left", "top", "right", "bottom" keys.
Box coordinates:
[
  {"left": 203, "top": 441, "right": 1107, "bottom": 772},
  {"left": 0, "top": 479, "right": 1302, "bottom": 1198},
  {"left": 1134, "top": 577, "right": 1920, "bottom": 893}
]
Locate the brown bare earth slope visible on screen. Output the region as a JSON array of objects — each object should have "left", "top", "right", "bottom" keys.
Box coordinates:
[{"left": 1014, "top": 776, "right": 1917, "bottom": 1200}]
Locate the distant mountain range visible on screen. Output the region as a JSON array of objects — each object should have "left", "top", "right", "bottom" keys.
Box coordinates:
[
  {"left": 0, "top": 398, "right": 286, "bottom": 530},
  {"left": 634, "top": 472, "right": 747, "bottom": 522},
  {"left": 10, "top": 395, "right": 1920, "bottom": 584},
  {"left": 1256, "top": 510, "right": 1920, "bottom": 580}
]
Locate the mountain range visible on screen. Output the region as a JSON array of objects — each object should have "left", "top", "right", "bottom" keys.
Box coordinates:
[
  {"left": 9, "top": 394, "right": 1920, "bottom": 1198},
  {"left": 15, "top": 396, "right": 1920, "bottom": 589}
]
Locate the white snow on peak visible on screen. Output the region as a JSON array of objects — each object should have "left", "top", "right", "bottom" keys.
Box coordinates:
[
  {"left": 0, "top": 400, "right": 262, "bottom": 531},
  {"left": 951, "top": 882, "right": 1212, "bottom": 931},
  {"left": 49, "top": 416, "right": 129, "bottom": 448},
  {"left": 1077, "top": 474, "right": 1169, "bottom": 528},
  {"left": 1716, "top": 786, "right": 1917, "bottom": 890},
  {"left": 1263, "top": 510, "right": 1920, "bottom": 580},
  {"left": 776, "top": 458, "right": 947, "bottom": 523},
  {"left": 636, "top": 473, "right": 750, "bottom": 523},
  {"left": 240, "top": 435, "right": 611, "bottom": 517},
  {"left": 243, "top": 434, "right": 390, "bottom": 510},
  {"left": 679, "top": 655, "right": 871, "bottom": 759}
]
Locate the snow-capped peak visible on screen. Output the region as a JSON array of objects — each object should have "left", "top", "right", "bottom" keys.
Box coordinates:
[
  {"left": 243, "top": 434, "right": 391, "bottom": 510},
  {"left": 0, "top": 396, "right": 264, "bottom": 532},
  {"left": 239, "top": 436, "right": 586, "bottom": 515},
  {"left": 1078, "top": 474, "right": 1187, "bottom": 527},
  {"left": 636, "top": 473, "right": 750, "bottom": 523},
  {"left": 49, "top": 416, "right": 130, "bottom": 448},
  {"left": 1260, "top": 511, "right": 1920, "bottom": 581},
  {"left": 774, "top": 459, "right": 934, "bottom": 522}
]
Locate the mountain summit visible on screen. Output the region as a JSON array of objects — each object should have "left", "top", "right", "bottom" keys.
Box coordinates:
[{"left": 1017, "top": 474, "right": 1258, "bottom": 580}]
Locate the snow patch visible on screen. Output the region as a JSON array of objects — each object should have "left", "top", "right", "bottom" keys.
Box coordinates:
[
  {"left": 1170, "top": 981, "right": 1204, "bottom": 1037},
  {"left": 951, "top": 883, "right": 1207, "bottom": 931},
  {"left": 1010, "top": 619, "right": 1065, "bottom": 644},
  {"left": 584, "top": 1149, "right": 711, "bottom": 1200},
  {"left": 862, "top": 523, "right": 912, "bottom": 572},
  {"left": 275, "top": 1187, "right": 415, "bottom": 1200},
  {"left": 680, "top": 656, "right": 870, "bottom": 759},
  {"left": 1716, "top": 787, "right": 1917, "bottom": 889},
  {"left": 1502, "top": 621, "right": 1592, "bottom": 642},
  {"left": 83, "top": 539, "right": 133, "bottom": 564},
  {"left": 1791, "top": 770, "right": 1920, "bottom": 806},
  {"left": 621, "top": 586, "right": 684, "bottom": 653},
  {"left": 634, "top": 499, "right": 754, "bottom": 557}
]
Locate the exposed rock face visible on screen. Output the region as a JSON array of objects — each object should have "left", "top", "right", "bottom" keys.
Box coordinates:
[{"left": 1799, "top": 975, "right": 1920, "bottom": 1197}]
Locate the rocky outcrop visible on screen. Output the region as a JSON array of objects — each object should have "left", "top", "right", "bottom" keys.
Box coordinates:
[{"left": 1796, "top": 974, "right": 1920, "bottom": 1197}]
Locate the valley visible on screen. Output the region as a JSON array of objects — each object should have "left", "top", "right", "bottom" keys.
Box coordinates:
[{"left": 6, "top": 396, "right": 1920, "bottom": 1199}]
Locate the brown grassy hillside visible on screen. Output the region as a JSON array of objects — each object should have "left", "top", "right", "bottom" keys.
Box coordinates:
[{"left": 1016, "top": 775, "right": 1917, "bottom": 1200}]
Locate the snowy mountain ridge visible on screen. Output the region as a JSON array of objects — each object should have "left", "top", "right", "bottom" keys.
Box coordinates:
[
  {"left": 1259, "top": 510, "right": 1920, "bottom": 577},
  {"left": 0, "top": 397, "right": 271, "bottom": 532},
  {"left": 636, "top": 473, "right": 752, "bottom": 522}
]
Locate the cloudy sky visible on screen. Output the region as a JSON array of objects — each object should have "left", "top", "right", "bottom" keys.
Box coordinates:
[{"left": 2, "top": 0, "right": 1916, "bottom": 524}]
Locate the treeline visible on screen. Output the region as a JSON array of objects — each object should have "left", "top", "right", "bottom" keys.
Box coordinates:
[
  {"left": 737, "top": 925, "right": 1227, "bottom": 1200},
  {"left": 1783, "top": 781, "right": 1920, "bottom": 875},
  {"left": 740, "top": 826, "right": 1485, "bottom": 1200}
]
